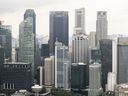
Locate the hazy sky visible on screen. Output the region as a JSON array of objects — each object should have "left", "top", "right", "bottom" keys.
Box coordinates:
[{"left": 0, "top": 0, "right": 128, "bottom": 38}]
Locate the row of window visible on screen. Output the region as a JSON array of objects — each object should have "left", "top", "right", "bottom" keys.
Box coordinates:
[{"left": 4, "top": 64, "right": 30, "bottom": 68}]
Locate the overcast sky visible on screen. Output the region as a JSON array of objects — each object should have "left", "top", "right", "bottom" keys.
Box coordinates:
[{"left": 0, "top": 0, "right": 128, "bottom": 38}]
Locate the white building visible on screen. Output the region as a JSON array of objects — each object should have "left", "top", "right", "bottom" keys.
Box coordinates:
[
  {"left": 72, "top": 8, "right": 89, "bottom": 64},
  {"left": 107, "top": 72, "right": 116, "bottom": 91},
  {"left": 55, "top": 41, "right": 70, "bottom": 89}
]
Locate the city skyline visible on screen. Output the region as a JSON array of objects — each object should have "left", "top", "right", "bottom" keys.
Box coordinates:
[{"left": 0, "top": 0, "right": 128, "bottom": 38}]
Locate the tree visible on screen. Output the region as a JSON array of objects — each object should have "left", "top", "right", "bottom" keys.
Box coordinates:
[{"left": 51, "top": 87, "right": 79, "bottom": 96}]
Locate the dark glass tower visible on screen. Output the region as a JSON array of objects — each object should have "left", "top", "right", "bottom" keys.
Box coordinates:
[
  {"left": 117, "top": 37, "right": 128, "bottom": 84},
  {"left": 49, "top": 11, "right": 69, "bottom": 55},
  {"left": 0, "top": 25, "right": 12, "bottom": 61},
  {"left": 99, "top": 39, "right": 112, "bottom": 91}
]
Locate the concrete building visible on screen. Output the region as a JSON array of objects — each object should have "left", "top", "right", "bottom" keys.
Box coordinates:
[
  {"left": 0, "top": 62, "right": 32, "bottom": 91},
  {"left": 55, "top": 41, "right": 69, "bottom": 89},
  {"left": 44, "top": 56, "right": 54, "bottom": 86},
  {"left": 115, "top": 84, "right": 128, "bottom": 96},
  {"left": 37, "top": 66, "right": 43, "bottom": 86},
  {"left": 75, "top": 8, "right": 85, "bottom": 34},
  {"left": 19, "top": 17, "right": 35, "bottom": 77},
  {"left": 72, "top": 8, "right": 89, "bottom": 64},
  {"left": 49, "top": 11, "right": 69, "bottom": 55},
  {"left": 96, "top": 11, "right": 108, "bottom": 46},
  {"left": 89, "top": 31, "right": 96, "bottom": 48},
  {"left": 88, "top": 63, "right": 102, "bottom": 96},
  {"left": 107, "top": 72, "right": 116, "bottom": 91}
]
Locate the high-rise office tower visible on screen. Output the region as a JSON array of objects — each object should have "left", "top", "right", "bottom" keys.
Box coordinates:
[
  {"left": 100, "top": 39, "right": 112, "bottom": 91},
  {"left": 49, "top": 11, "right": 69, "bottom": 55},
  {"left": 96, "top": 11, "right": 108, "bottom": 46},
  {"left": 24, "top": 9, "right": 38, "bottom": 70},
  {"left": 117, "top": 37, "right": 128, "bottom": 84},
  {"left": 24, "top": 9, "right": 36, "bottom": 34},
  {"left": 19, "top": 17, "right": 35, "bottom": 77},
  {"left": 55, "top": 41, "right": 69, "bottom": 89},
  {"left": 0, "top": 23, "right": 12, "bottom": 61},
  {"left": 88, "top": 63, "right": 102, "bottom": 96},
  {"left": 72, "top": 8, "right": 89, "bottom": 64}
]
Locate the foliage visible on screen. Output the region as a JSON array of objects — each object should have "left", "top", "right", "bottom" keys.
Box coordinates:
[
  {"left": 102, "top": 91, "right": 115, "bottom": 96},
  {"left": 51, "top": 87, "right": 79, "bottom": 96}
]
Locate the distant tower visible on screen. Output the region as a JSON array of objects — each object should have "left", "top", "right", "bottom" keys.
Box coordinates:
[
  {"left": 24, "top": 9, "right": 36, "bottom": 34},
  {"left": 19, "top": 17, "right": 35, "bottom": 78},
  {"left": 72, "top": 8, "right": 89, "bottom": 64},
  {"left": 96, "top": 11, "right": 108, "bottom": 46},
  {"left": 49, "top": 11, "right": 69, "bottom": 55},
  {"left": 75, "top": 8, "right": 85, "bottom": 34},
  {"left": 24, "top": 9, "right": 37, "bottom": 69}
]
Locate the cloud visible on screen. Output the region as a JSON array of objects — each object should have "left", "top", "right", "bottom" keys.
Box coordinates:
[{"left": 0, "top": 0, "right": 68, "bottom": 14}]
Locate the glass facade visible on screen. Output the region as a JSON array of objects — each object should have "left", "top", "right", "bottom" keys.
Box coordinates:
[
  {"left": 19, "top": 17, "right": 35, "bottom": 77},
  {"left": 117, "top": 45, "right": 128, "bottom": 84},
  {"left": 49, "top": 11, "right": 69, "bottom": 55},
  {"left": 0, "top": 25, "right": 12, "bottom": 61}
]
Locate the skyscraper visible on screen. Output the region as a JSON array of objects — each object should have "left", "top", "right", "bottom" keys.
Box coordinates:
[
  {"left": 24, "top": 9, "right": 38, "bottom": 70},
  {"left": 75, "top": 8, "right": 85, "bottom": 34},
  {"left": 72, "top": 8, "right": 89, "bottom": 64},
  {"left": 96, "top": 11, "right": 108, "bottom": 46},
  {"left": 24, "top": 9, "right": 36, "bottom": 34},
  {"left": 117, "top": 37, "right": 128, "bottom": 84},
  {"left": 100, "top": 39, "right": 112, "bottom": 91},
  {"left": 49, "top": 11, "right": 69, "bottom": 55},
  {"left": 19, "top": 17, "right": 35, "bottom": 77},
  {"left": 55, "top": 41, "right": 69, "bottom": 89},
  {"left": 0, "top": 23, "right": 12, "bottom": 61}
]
